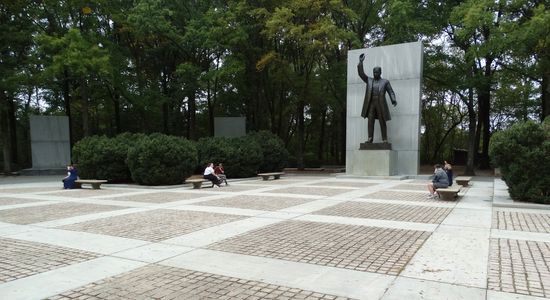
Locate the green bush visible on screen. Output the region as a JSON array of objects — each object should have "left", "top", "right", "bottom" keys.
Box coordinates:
[
  {"left": 246, "top": 131, "right": 288, "bottom": 172},
  {"left": 72, "top": 133, "right": 145, "bottom": 181},
  {"left": 489, "top": 120, "right": 550, "bottom": 204},
  {"left": 197, "top": 136, "right": 263, "bottom": 178},
  {"left": 197, "top": 137, "right": 234, "bottom": 168},
  {"left": 72, "top": 135, "right": 105, "bottom": 179},
  {"left": 127, "top": 133, "right": 197, "bottom": 185}
]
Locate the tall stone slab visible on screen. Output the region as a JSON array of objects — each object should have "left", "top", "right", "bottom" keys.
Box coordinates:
[
  {"left": 29, "top": 115, "right": 71, "bottom": 170},
  {"left": 214, "top": 117, "right": 246, "bottom": 137},
  {"left": 346, "top": 42, "right": 423, "bottom": 175}
]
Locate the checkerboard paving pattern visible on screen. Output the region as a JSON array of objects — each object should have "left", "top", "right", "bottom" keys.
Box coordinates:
[
  {"left": 0, "top": 237, "right": 98, "bottom": 283},
  {"left": 493, "top": 211, "right": 550, "bottom": 233},
  {"left": 362, "top": 191, "right": 445, "bottom": 202},
  {"left": 45, "top": 189, "right": 133, "bottom": 198},
  {"left": 0, "top": 197, "right": 43, "bottom": 206},
  {"left": 314, "top": 201, "right": 452, "bottom": 224},
  {"left": 46, "top": 264, "right": 354, "bottom": 300},
  {"left": 208, "top": 220, "right": 430, "bottom": 275},
  {"left": 488, "top": 238, "right": 550, "bottom": 298},
  {"left": 308, "top": 181, "right": 375, "bottom": 189},
  {"left": 60, "top": 209, "right": 245, "bottom": 242},
  {"left": 391, "top": 184, "right": 428, "bottom": 191},
  {"left": 266, "top": 186, "right": 354, "bottom": 197},
  {"left": 108, "top": 192, "right": 208, "bottom": 203},
  {"left": 0, "top": 202, "right": 128, "bottom": 225},
  {"left": 195, "top": 195, "right": 314, "bottom": 211},
  {"left": 0, "top": 187, "right": 62, "bottom": 194}
]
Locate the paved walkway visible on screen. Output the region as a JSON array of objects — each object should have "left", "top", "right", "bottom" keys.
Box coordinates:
[{"left": 0, "top": 175, "right": 548, "bottom": 300}]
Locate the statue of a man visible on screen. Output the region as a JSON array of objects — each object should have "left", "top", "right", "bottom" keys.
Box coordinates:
[{"left": 357, "top": 53, "right": 397, "bottom": 143}]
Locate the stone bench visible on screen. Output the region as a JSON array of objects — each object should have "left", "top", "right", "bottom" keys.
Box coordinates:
[
  {"left": 186, "top": 179, "right": 212, "bottom": 189},
  {"left": 455, "top": 176, "right": 472, "bottom": 187},
  {"left": 75, "top": 179, "right": 108, "bottom": 190},
  {"left": 258, "top": 172, "right": 284, "bottom": 180},
  {"left": 436, "top": 186, "right": 462, "bottom": 201}
]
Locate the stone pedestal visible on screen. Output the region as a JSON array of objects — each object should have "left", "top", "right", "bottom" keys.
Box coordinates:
[{"left": 347, "top": 150, "right": 397, "bottom": 176}]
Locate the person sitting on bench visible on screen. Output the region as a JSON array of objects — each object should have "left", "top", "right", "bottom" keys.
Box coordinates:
[
  {"left": 427, "top": 164, "right": 449, "bottom": 199},
  {"left": 203, "top": 162, "right": 221, "bottom": 188},
  {"left": 214, "top": 162, "right": 228, "bottom": 185},
  {"left": 62, "top": 164, "right": 79, "bottom": 189}
]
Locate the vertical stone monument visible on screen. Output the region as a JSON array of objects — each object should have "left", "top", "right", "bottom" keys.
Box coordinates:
[
  {"left": 25, "top": 115, "right": 71, "bottom": 174},
  {"left": 346, "top": 42, "right": 423, "bottom": 176},
  {"left": 214, "top": 117, "right": 246, "bottom": 137}
]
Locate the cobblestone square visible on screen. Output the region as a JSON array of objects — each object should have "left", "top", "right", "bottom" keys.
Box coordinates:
[
  {"left": 307, "top": 181, "right": 375, "bottom": 188},
  {"left": 208, "top": 220, "right": 430, "bottom": 275},
  {"left": 313, "top": 201, "right": 452, "bottom": 224},
  {"left": 0, "top": 197, "right": 43, "bottom": 206},
  {"left": 0, "top": 187, "right": 63, "bottom": 194},
  {"left": 108, "top": 192, "right": 208, "bottom": 203},
  {"left": 362, "top": 190, "right": 446, "bottom": 202},
  {"left": 488, "top": 238, "right": 550, "bottom": 298},
  {"left": 195, "top": 195, "right": 314, "bottom": 211},
  {"left": 0, "top": 202, "right": 128, "bottom": 225},
  {"left": 60, "top": 209, "right": 245, "bottom": 242},
  {"left": 45, "top": 188, "right": 135, "bottom": 198},
  {"left": 0, "top": 237, "right": 98, "bottom": 283},
  {"left": 47, "top": 264, "right": 353, "bottom": 300},
  {"left": 391, "top": 183, "right": 428, "bottom": 191},
  {"left": 266, "top": 186, "right": 354, "bottom": 197},
  {"left": 493, "top": 210, "right": 550, "bottom": 233}
]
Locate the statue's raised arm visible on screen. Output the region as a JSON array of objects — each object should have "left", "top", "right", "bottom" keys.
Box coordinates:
[{"left": 357, "top": 53, "right": 369, "bottom": 83}]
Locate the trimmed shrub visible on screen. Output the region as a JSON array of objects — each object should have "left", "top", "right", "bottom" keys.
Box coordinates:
[
  {"left": 127, "top": 133, "right": 197, "bottom": 185},
  {"left": 225, "top": 136, "right": 263, "bottom": 177},
  {"left": 72, "top": 135, "right": 106, "bottom": 179},
  {"left": 247, "top": 131, "right": 289, "bottom": 172},
  {"left": 197, "top": 136, "right": 263, "bottom": 178},
  {"left": 197, "top": 137, "right": 234, "bottom": 169},
  {"left": 72, "top": 133, "right": 145, "bottom": 181},
  {"left": 489, "top": 120, "right": 550, "bottom": 204},
  {"left": 95, "top": 133, "right": 145, "bottom": 182}
]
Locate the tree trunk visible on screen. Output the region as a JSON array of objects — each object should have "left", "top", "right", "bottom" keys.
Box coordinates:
[
  {"left": 318, "top": 107, "right": 327, "bottom": 161},
  {"left": 296, "top": 99, "right": 305, "bottom": 170},
  {"left": 187, "top": 90, "right": 197, "bottom": 140},
  {"left": 542, "top": 71, "right": 549, "bottom": 121},
  {"left": 478, "top": 57, "right": 493, "bottom": 169},
  {"left": 7, "top": 93, "right": 17, "bottom": 165},
  {"left": 62, "top": 70, "right": 73, "bottom": 147},
  {"left": 0, "top": 90, "right": 12, "bottom": 173},
  {"left": 80, "top": 77, "right": 90, "bottom": 137},
  {"left": 465, "top": 87, "right": 477, "bottom": 175}
]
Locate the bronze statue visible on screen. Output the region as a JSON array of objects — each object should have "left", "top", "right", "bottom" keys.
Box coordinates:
[{"left": 357, "top": 53, "right": 397, "bottom": 143}]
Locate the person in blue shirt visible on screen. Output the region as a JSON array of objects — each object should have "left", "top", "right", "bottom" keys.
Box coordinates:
[
  {"left": 427, "top": 164, "right": 449, "bottom": 198},
  {"left": 62, "top": 165, "right": 78, "bottom": 189}
]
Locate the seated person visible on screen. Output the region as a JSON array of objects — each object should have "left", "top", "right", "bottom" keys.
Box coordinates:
[
  {"left": 214, "top": 163, "right": 228, "bottom": 185},
  {"left": 203, "top": 162, "right": 221, "bottom": 187},
  {"left": 427, "top": 164, "right": 449, "bottom": 198},
  {"left": 444, "top": 160, "right": 453, "bottom": 185},
  {"left": 62, "top": 165, "right": 78, "bottom": 189}
]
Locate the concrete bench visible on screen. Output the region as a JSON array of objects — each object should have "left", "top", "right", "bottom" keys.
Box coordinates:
[
  {"left": 186, "top": 179, "right": 212, "bottom": 189},
  {"left": 75, "top": 180, "right": 108, "bottom": 190},
  {"left": 258, "top": 172, "right": 284, "bottom": 180},
  {"left": 455, "top": 176, "right": 472, "bottom": 187},
  {"left": 436, "top": 186, "right": 462, "bottom": 201}
]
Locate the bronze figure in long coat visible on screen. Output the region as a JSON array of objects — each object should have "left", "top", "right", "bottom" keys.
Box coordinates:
[{"left": 357, "top": 53, "right": 397, "bottom": 143}]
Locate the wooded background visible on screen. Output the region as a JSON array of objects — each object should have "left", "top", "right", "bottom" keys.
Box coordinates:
[{"left": 1, "top": 0, "right": 548, "bottom": 174}]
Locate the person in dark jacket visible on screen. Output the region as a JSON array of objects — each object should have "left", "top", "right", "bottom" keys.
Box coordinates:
[
  {"left": 427, "top": 164, "right": 449, "bottom": 198},
  {"left": 62, "top": 165, "right": 78, "bottom": 189}
]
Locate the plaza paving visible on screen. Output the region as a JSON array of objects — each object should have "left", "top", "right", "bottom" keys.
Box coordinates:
[{"left": 0, "top": 175, "right": 549, "bottom": 300}]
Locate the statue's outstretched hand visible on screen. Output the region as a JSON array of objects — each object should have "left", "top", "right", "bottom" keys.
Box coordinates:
[
  {"left": 359, "top": 53, "right": 365, "bottom": 62},
  {"left": 392, "top": 102, "right": 397, "bottom": 107}
]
